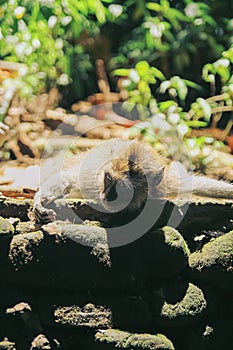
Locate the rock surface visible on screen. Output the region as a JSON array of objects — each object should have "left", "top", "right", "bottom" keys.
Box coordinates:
[{"left": 0, "top": 195, "right": 232, "bottom": 349}]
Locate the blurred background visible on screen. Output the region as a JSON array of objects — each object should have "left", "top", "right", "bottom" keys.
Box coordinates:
[{"left": 0, "top": 0, "right": 233, "bottom": 182}]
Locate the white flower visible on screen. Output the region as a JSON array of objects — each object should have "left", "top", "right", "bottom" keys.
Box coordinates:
[
  {"left": 55, "top": 38, "right": 63, "bottom": 49},
  {"left": 202, "top": 146, "right": 211, "bottom": 156},
  {"left": 129, "top": 69, "right": 140, "bottom": 83},
  {"left": 25, "top": 46, "right": 33, "bottom": 56},
  {"left": 48, "top": 15, "right": 57, "bottom": 29},
  {"left": 185, "top": 3, "right": 199, "bottom": 18},
  {"left": 177, "top": 124, "right": 189, "bottom": 137},
  {"left": 15, "top": 42, "right": 27, "bottom": 58},
  {"left": 109, "top": 4, "right": 123, "bottom": 18},
  {"left": 32, "top": 38, "right": 41, "bottom": 49},
  {"left": 215, "top": 58, "right": 230, "bottom": 68},
  {"left": 150, "top": 24, "right": 162, "bottom": 38},
  {"left": 57, "top": 73, "right": 70, "bottom": 86},
  {"left": 190, "top": 148, "right": 200, "bottom": 157},
  {"left": 121, "top": 79, "right": 131, "bottom": 87},
  {"left": 194, "top": 18, "right": 203, "bottom": 26},
  {"left": 167, "top": 113, "right": 180, "bottom": 125},
  {"left": 14, "top": 6, "right": 25, "bottom": 19},
  {"left": 152, "top": 113, "right": 171, "bottom": 131},
  {"left": 61, "top": 16, "right": 72, "bottom": 26},
  {"left": 18, "top": 66, "right": 28, "bottom": 77},
  {"left": 6, "top": 35, "right": 18, "bottom": 44}
]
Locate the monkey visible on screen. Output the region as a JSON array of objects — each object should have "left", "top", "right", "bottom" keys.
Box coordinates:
[{"left": 34, "top": 138, "right": 233, "bottom": 223}]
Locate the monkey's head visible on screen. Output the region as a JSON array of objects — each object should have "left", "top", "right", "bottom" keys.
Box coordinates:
[{"left": 97, "top": 141, "right": 164, "bottom": 212}]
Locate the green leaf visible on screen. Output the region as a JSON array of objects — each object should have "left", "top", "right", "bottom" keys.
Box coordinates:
[
  {"left": 183, "top": 79, "right": 201, "bottom": 90},
  {"left": 112, "top": 68, "right": 130, "bottom": 77},
  {"left": 146, "top": 2, "right": 161, "bottom": 12},
  {"left": 135, "top": 61, "right": 150, "bottom": 77},
  {"left": 186, "top": 120, "right": 208, "bottom": 127},
  {"left": 150, "top": 67, "right": 166, "bottom": 80},
  {"left": 158, "top": 100, "right": 176, "bottom": 112}
]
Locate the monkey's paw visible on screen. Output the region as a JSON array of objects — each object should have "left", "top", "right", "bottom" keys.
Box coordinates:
[
  {"left": 33, "top": 192, "right": 57, "bottom": 224},
  {"left": 34, "top": 205, "right": 57, "bottom": 224}
]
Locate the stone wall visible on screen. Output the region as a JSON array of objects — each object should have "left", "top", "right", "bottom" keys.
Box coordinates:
[{"left": 0, "top": 195, "right": 232, "bottom": 349}]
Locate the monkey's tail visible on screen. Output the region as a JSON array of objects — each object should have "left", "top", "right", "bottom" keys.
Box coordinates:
[
  {"left": 165, "top": 161, "right": 233, "bottom": 199},
  {"left": 189, "top": 176, "right": 233, "bottom": 199}
]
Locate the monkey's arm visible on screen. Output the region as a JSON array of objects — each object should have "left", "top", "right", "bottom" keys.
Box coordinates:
[{"left": 33, "top": 169, "right": 81, "bottom": 223}]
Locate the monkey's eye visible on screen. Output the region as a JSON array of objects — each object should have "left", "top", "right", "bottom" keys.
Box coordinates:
[
  {"left": 124, "top": 169, "right": 141, "bottom": 179},
  {"left": 104, "top": 172, "right": 113, "bottom": 186}
]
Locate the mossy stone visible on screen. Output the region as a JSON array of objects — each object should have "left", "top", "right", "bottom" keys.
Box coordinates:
[
  {"left": 146, "top": 226, "right": 190, "bottom": 280},
  {"left": 9, "top": 231, "right": 44, "bottom": 267},
  {"left": 147, "top": 282, "right": 211, "bottom": 327},
  {"left": 0, "top": 217, "right": 14, "bottom": 237},
  {"left": 189, "top": 231, "right": 233, "bottom": 289},
  {"left": 0, "top": 338, "right": 16, "bottom": 350},
  {"left": 95, "top": 329, "right": 174, "bottom": 350},
  {"left": 54, "top": 303, "right": 112, "bottom": 328},
  {"left": 186, "top": 314, "right": 233, "bottom": 350}
]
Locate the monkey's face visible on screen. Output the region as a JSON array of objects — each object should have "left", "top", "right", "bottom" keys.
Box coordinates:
[{"left": 98, "top": 158, "right": 150, "bottom": 212}]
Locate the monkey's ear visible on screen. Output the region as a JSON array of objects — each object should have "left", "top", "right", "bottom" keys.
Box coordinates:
[{"left": 148, "top": 167, "right": 164, "bottom": 187}]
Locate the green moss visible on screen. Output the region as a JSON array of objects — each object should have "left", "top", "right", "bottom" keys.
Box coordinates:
[
  {"left": 163, "top": 226, "right": 190, "bottom": 256},
  {"left": 95, "top": 329, "right": 174, "bottom": 350},
  {"left": 9, "top": 231, "right": 44, "bottom": 267},
  {"left": 57, "top": 223, "right": 108, "bottom": 247},
  {"left": 189, "top": 231, "right": 233, "bottom": 271},
  {"left": 161, "top": 283, "right": 207, "bottom": 319},
  {"left": 126, "top": 333, "right": 174, "bottom": 350},
  {"left": 0, "top": 338, "right": 16, "bottom": 350},
  {"left": 147, "top": 282, "right": 209, "bottom": 327},
  {"left": 95, "top": 329, "right": 130, "bottom": 346},
  {"left": 54, "top": 303, "right": 112, "bottom": 328}
]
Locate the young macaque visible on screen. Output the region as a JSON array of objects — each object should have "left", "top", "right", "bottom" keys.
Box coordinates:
[{"left": 34, "top": 139, "right": 233, "bottom": 223}]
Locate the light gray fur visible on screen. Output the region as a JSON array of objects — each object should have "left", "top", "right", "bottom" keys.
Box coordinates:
[{"left": 34, "top": 139, "right": 233, "bottom": 220}]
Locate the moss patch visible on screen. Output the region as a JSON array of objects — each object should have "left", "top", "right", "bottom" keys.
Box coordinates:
[
  {"left": 95, "top": 329, "right": 174, "bottom": 350},
  {"left": 189, "top": 231, "right": 233, "bottom": 289},
  {"left": 0, "top": 217, "right": 14, "bottom": 237},
  {"left": 54, "top": 303, "right": 112, "bottom": 328},
  {"left": 9, "top": 231, "right": 44, "bottom": 267},
  {"left": 147, "top": 282, "right": 210, "bottom": 327}
]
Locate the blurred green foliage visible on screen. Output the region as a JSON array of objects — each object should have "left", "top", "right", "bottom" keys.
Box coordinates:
[
  {"left": 0, "top": 0, "right": 232, "bottom": 166},
  {"left": 0, "top": 0, "right": 232, "bottom": 103},
  {"left": 114, "top": 45, "right": 232, "bottom": 167},
  {"left": 0, "top": 0, "right": 116, "bottom": 100}
]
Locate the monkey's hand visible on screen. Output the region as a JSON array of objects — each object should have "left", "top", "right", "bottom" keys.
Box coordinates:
[{"left": 33, "top": 190, "right": 57, "bottom": 224}]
